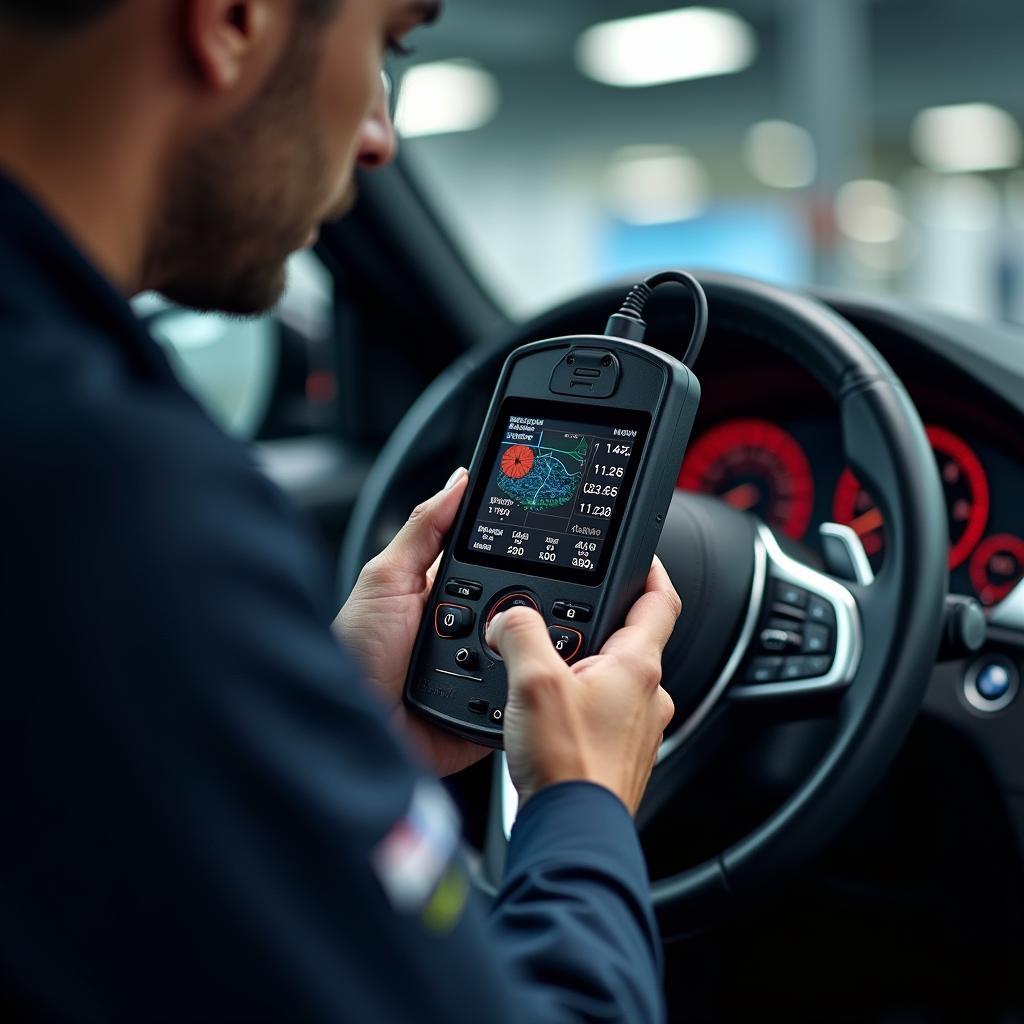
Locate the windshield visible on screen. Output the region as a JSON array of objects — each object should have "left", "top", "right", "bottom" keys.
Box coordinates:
[{"left": 396, "top": 0, "right": 1024, "bottom": 324}]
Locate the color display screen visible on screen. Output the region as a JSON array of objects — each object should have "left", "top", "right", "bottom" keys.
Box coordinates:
[{"left": 458, "top": 402, "right": 649, "bottom": 584}]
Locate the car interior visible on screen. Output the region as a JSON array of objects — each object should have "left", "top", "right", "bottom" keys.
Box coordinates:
[{"left": 143, "top": 2, "right": 1024, "bottom": 1020}]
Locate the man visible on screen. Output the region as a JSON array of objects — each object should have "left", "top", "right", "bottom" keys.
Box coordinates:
[{"left": 0, "top": 1, "right": 680, "bottom": 1020}]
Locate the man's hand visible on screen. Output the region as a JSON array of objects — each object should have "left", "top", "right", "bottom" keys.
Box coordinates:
[
  {"left": 488, "top": 558, "right": 681, "bottom": 815},
  {"left": 334, "top": 468, "right": 490, "bottom": 777}
]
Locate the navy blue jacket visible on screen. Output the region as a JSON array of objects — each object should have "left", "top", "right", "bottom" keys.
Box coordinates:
[{"left": 0, "top": 171, "right": 663, "bottom": 1023}]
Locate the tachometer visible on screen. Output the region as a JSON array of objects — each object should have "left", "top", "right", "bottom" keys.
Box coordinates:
[
  {"left": 969, "top": 534, "right": 1024, "bottom": 607},
  {"left": 677, "top": 418, "right": 814, "bottom": 540},
  {"left": 832, "top": 424, "right": 990, "bottom": 571}
]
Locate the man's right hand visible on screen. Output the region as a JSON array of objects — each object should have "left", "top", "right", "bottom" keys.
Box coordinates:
[{"left": 486, "top": 557, "right": 681, "bottom": 816}]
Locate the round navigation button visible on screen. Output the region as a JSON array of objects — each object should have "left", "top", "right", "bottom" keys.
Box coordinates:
[{"left": 484, "top": 591, "right": 541, "bottom": 657}]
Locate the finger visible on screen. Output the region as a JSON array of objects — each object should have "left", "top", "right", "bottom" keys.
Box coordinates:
[
  {"left": 486, "top": 607, "right": 566, "bottom": 694},
  {"left": 376, "top": 468, "right": 468, "bottom": 585},
  {"left": 600, "top": 557, "right": 682, "bottom": 660}
]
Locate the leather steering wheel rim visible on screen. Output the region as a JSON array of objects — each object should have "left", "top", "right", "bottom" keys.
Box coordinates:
[{"left": 339, "top": 271, "right": 948, "bottom": 935}]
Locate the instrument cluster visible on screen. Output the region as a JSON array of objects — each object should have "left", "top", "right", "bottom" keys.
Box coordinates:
[{"left": 677, "top": 413, "right": 1024, "bottom": 608}]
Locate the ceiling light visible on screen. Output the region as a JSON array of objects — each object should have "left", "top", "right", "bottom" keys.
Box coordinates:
[
  {"left": 604, "top": 145, "right": 710, "bottom": 225},
  {"left": 835, "top": 180, "right": 905, "bottom": 245},
  {"left": 743, "top": 120, "right": 817, "bottom": 189},
  {"left": 910, "top": 103, "right": 1022, "bottom": 174},
  {"left": 394, "top": 61, "right": 499, "bottom": 139},
  {"left": 576, "top": 7, "right": 756, "bottom": 88}
]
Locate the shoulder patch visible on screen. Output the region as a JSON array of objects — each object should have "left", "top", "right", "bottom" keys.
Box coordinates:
[{"left": 371, "top": 779, "right": 463, "bottom": 923}]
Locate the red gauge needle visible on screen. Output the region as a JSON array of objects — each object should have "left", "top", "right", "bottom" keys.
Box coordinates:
[
  {"left": 722, "top": 482, "right": 760, "bottom": 511},
  {"left": 849, "top": 506, "right": 884, "bottom": 537}
]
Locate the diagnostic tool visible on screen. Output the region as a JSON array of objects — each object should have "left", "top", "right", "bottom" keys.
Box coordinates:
[{"left": 404, "top": 272, "right": 708, "bottom": 746}]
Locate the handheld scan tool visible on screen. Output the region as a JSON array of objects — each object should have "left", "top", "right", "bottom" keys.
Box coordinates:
[{"left": 404, "top": 272, "right": 708, "bottom": 746}]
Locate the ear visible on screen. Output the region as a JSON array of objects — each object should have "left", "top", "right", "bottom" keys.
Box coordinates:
[{"left": 183, "top": 0, "right": 282, "bottom": 92}]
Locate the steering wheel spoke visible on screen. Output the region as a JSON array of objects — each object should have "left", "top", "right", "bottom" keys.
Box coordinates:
[{"left": 729, "top": 524, "right": 864, "bottom": 702}]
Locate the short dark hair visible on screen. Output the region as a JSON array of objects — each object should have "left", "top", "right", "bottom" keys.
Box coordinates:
[{"left": 0, "top": 0, "right": 338, "bottom": 31}]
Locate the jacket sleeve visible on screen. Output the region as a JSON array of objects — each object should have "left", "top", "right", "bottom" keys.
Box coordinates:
[{"left": 3, "top": 392, "right": 663, "bottom": 1023}]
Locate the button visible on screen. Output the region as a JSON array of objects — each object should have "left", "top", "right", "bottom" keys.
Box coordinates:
[
  {"left": 548, "top": 626, "right": 584, "bottom": 662},
  {"left": 434, "top": 603, "right": 474, "bottom": 639},
  {"left": 745, "top": 657, "right": 783, "bottom": 684},
  {"left": 780, "top": 657, "right": 809, "bottom": 680},
  {"left": 455, "top": 647, "right": 479, "bottom": 671},
  {"left": 468, "top": 699, "right": 489, "bottom": 715},
  {"left": 759, "top": 628, "right": 802, "bottom": 653},
  {"left": 807, "top": 596, "right": 836, "bottom": 628},
  {"left": 964, "top": 656, "right": 1019, "bottom": 713},
  {"left": 976, "top": 662, "right": 1012, "bottom": 701},
  {"left": 487, "top": 591, "right": 541, "bottom": 626},
  {"left": 490, "top": 707, "right": 504, "bottom": 723},
  {"left": 780, "top": 655, "right": 832, "bottom": 680},
  {"left": 770, "top": 601, "right": 808, "bottom": 622},
  {"left": 446, "top": 579, "right": 483, "bottom": 601},
  {"left": 775, "top": 582, "right": 809, "bottom": 608},
  {"left": 802, "top": 655, "right": 832, "bottom": 678},
  {"left": 767, "top": 617, "right": 806, "bottom": 636},
  {"left": 802, "top": 623, "right": 832, "bottom": 655},
  {"left": 552, "top": 601, "right": 593, "bottom": 624}
]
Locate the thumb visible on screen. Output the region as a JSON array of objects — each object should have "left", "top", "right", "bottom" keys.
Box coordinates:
[
  {"left": 377, "top": 467, "right": 468, "bottom": 584},
  {"left": 486, "top": 607, "right": 565, "bottom": 686}
]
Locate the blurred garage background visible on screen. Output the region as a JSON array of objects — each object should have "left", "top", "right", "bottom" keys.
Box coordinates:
[{"left": 144, "top": 0, "right": 1024, "bottom": 442}]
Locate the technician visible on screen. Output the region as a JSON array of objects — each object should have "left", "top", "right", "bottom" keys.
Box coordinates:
[{"left": 0, "top": 2, "right": 680, "bottom": 1021}]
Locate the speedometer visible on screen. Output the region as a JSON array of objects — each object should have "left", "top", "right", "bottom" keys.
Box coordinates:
[
  {"left": 677, "top": 418, "right": 815, "bottom": 540},
  {"left": 832, "top": 424, "right": 990, "bottom": 571}
]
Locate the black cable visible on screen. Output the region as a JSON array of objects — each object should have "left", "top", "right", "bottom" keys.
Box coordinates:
[{"left": 603, "top": 270, "right": 709, "bottom": 369}]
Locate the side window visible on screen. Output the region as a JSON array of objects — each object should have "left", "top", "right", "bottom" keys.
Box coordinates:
[{"left": 134, "top": 251, "right": 337, "bottom": 440}]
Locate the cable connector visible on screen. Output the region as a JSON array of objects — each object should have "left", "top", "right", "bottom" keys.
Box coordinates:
[{"left": 604, "top": 270, "right": 708, "bottom": 369}]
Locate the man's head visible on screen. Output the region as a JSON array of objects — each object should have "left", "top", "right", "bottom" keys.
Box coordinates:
[{"left": 0, "top": 0, "right": 439, "bottom": 313}]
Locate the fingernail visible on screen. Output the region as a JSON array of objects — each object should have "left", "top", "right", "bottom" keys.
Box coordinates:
[
  {"left": 444, "top": 467, "right": 467, "bottom": 492},
  {"left": 486, "top": 611, "right": 505, "bottom": 639}
]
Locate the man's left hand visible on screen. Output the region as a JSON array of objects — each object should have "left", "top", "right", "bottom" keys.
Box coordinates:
[{"left": 334, "top": 468, "right": 489, "bottom": 777}]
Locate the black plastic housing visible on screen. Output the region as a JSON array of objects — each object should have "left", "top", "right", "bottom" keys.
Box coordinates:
[{"left": 403, "top": 333, "right": 701, "bottom": 747}]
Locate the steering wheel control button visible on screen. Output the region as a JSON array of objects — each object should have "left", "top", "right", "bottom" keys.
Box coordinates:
[
  {"left": 548, "top": 626, "right": 584, "bottom": 662},
  {"left": 775, "top": 582, "right": 809, "bottom": 609},
  {"left": 552, "top": 601, "right": 593, "bottom": 623},
  {"left": 802, "top": 655, "right": 832, "bottom": 678},
  {"left": 807, "top": 595, "right": 837, "bottom": 628},
  {"left": 454, "top": 647, "right": 479, "bottom": 671},
  {"left": 963, "top": 656, "right": 1019, "bottom": 713},
  {"left": 780, "top": 657, "right": 811, "bottom": 681},
  {"left": 434, "top": 603, "right": 474, "bottom": 639},
  {"left": 759, "top": 628, "right": 802, "bottom": 654},
  {"left": 445, "top": 579, "right": 483, "bottom": 601},
  {"left": 746, "top": 657, "right": 783, "bottom": 684},
  {"left": 802, "top": 623, "right": 832, "bottom": 655},
  {"left": 467, "top": 699, "right": 489, "bottom": 716}
]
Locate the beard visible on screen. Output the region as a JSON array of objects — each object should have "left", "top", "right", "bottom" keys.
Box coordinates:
[{"left": 146, "top": 25, "right": 332, "bottom": 316}]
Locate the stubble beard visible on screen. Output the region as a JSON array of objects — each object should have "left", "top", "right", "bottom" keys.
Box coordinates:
[{"left": 146, "top": 26, "right": 330, "bottom": 316}]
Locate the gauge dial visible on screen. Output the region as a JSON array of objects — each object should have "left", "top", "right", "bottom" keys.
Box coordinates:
[
  {"left": 969, "top": 534, "right": 1024, "bottom": 607},
  {"left": 832, "top": 424, "right": 990, "bottom": 571},
  {"left": 678, "top": 418, "right": 814, "bottom": 540}
]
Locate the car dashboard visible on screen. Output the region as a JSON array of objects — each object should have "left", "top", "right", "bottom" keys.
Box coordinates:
[{"left": 675, "top": 351, "right": 1024, "bottom": 608}]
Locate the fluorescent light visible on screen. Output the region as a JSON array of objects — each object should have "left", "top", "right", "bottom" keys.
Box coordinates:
[
  {"left": 604, "top": 145, "right": 710, "bottom": 225},
  {"left": 394, "top": 61, "right": 499, "bottom": 138},
  {"left": 910, "top": 103, "right": 1022, "bottom": 174},
  {"left": 835, "top": 180, "right": 905, "bottom": 245},
  {"left": 576, "top": 7, "right": 756, "bottom": 88},
  {"left": 744, "top": 120, "right": 816, "bottom": 189}
]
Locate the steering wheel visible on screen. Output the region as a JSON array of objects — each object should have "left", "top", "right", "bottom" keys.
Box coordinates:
[{"left": 339, "top": 272, "right": 948, "bottom": 936}]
